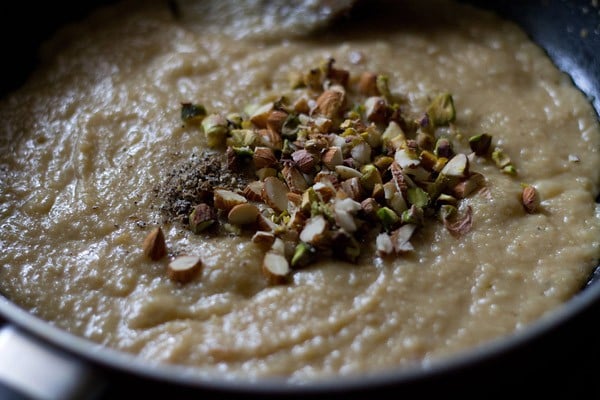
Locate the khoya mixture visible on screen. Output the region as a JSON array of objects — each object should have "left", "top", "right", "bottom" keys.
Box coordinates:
[{"left": 1, "top": 0, "right": 599, "bottom": 381}]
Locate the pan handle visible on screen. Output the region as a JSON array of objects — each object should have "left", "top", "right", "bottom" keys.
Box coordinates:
[{"left": 0, "top": 324, "right": 106, "bottom": 400}]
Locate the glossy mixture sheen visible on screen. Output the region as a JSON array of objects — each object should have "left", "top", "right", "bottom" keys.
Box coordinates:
[{"left": 1, "top": 0, "right": 599, "bottom": 381}]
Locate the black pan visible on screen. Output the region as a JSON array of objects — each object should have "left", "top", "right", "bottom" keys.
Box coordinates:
[{"left": 1, "top": 1, "right": 599, "bottom": 398}]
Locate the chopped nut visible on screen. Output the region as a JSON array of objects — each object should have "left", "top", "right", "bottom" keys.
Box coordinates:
[
  {"left": 312, "top": 88, "right": 345, "bottom": 120},
  {"left": 451, "top": 172, "right": 485, "bottom": 199},
  {"left": 255, "top": 167, "right": 278, "bottom": 181},
  {"left": 340, "top": 177, "right": 364, "bottom": 201},
  {"left": 365, "top": 96, "right": 388, "bottom": 123},
  {"left": 213, "top": 189, "right": 247, "bottom": 212},
  {"left": 376, "top": 232, "right": 394, "bottom": 256},
  {"left": 266, "top": 110, "right": 288, "bottom": 134},
  {"left": 322, "top": 146, "right": 343, "bottom": 170},
  {"left": 291, "top": 149, "right": 317, "bottom": 174},
  {"left": 262, "top": 176, "right": 290, "bottom": 213},
  {"left": 391, "top": 224, "right": 417, "bottom": 253},
  {"left": 287, "top": 192, "right": 303, "bottom": 207},
  {"left": 249, "top": 102, "right": 274, "bottom": 128},
  {"left": 299, "top": 215, "right": 328, "bottom": 245},
  {"left": 252, "top": 231, "right": 276, "bottom": 250},
  {"left": 351, "top": 140, "right": 372, "bottom": 166},
  {"left": 262, "top": 251, "right": 290, "bottom": 285},
  {"left": 228, "top": 203, "right": 260, "bottom": 225},
  {"left": 407, "top": 187, "right": 430, "bottom": 208},
  {"left": 291, "top": 242, "right": 316, "bottom": 268},
  {"left": 335, "top": 165, "right": 362, "bottom": 180},
  {"left": 401, "top": 205, "right": 424, "bottom": 226},
  {"left": 426, "top": 93, "right": 456, "bottom": 126},
  {"left": 313, "top": 181, "right": 337, "bottom": 202},
  {"left": 469, "top": 133, "right": 492, "bottom": 156},
  {"left": 434, "top": 137, "right": 453, "bottom": 159},
  {"left": 442, "top": 205, "right": 473, "bottom": 237},
  {"left": 257, "top": 128, "right": 283, "bottom": 150},
  {"left": 143, "top": 226, "right": 167, "bottom": 261},
  {"left": 167, "top": 255, "right": 202, "bottom": 283},
  {"left": 394, "top": 148, "right": 420, "bottom": 169},
  {"left": 189, "top": 203, "right": 217, "bottom": 233},
  {"left": 202, "top": 113, "right": 229, "bottom": 148},
  {"left": 361, "top": 197, "right": 381, "bottom": 220},
  {"left": 376, "top": 74, "right": 392, "bottom": 102},
  {"left": 440, "top": 153, "right": 469, "bottom": 178},
  {"left": 181, "top": 103, "right": 207, "bottom": 123},
  {"left": 253, "top": 147, "right": 278, "bottom": 169},
  {"left": 521, "top": 184, "right": 540, "bottom": 214},
  {"left": 377, "top": 206, "right": 400, "bottom": 232},
  {"left": 282, "top": 164, "right": 308, "bottom": 194},
  {"left": 243, "top": 181, "right": 265, "bottom": 202},
  {"left": 492, "top": 148, "right": 512, "bottom": 169},
  {"left": 357, "top": 71, "right": 379, "bottom": 96}
]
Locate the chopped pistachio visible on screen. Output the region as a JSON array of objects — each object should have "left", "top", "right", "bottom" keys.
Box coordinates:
[
  {"left": 301, "top": 187, "right": 319, "bottom": 214},
  {"left": 360, "top": 164, "right": 383, "bottom": 193},
  {"left": 492, "top": 148, "right": 512, "bottom": 169},
  {"left": 426, "top": 93, "right": 456, "bottom": 126},
  {"left": 181, "top": 102, "right": 207, "bottom": 123},
  {"left": 201, "top": 113, "right": 229, "bottom": 148},
  {"left": 189, "top": 204, "right": 217, "bottom": 233},
  {"left": 502, "top": 164, "right": 517, "bottom": 175},
  {"left": 401, "top": 204, "right": 424, "bottom": 225},
  {"left": 377, "top": 206, "right": 400, "bottom": 232},
  {"left": 407, "top": 187, "right": 430, "bottom": 208},
  {"left": 376, "top": 74, "right": 392, "bottom": 102},
  {"left": 437, "top": 193, "right": 458, "bottom": 206},
  {"left": 228, "top": 129, "right": 257, "bottom": 148},
  {"left": 442, "top": 205, "right": 473, "bottom": 237},
  {"left": 304, "top": 67, "right": 323, "bottom": 91},
  {"left": 291, "top": 242, "right": 317, "bottom": 268},
  {"left": 419, "top": 150, "right": 438, "bottom": 171},
  {"left": 226, "top": 113, "right": 243, "bottom": 128},
  {"left": 434, "top": 137, "right": 454, "bottom": 159},
  {"left": 469, "top": 133, "right": 492, "bottom": 156}
]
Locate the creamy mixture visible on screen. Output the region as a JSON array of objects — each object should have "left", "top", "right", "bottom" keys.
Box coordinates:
[{"left": 0, "top": 0, "right": 599, "bottom": 381}]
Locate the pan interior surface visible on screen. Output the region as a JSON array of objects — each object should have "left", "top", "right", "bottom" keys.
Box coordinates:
[{"left": 0, "top": 0, "right": 599, "bottom": 395}]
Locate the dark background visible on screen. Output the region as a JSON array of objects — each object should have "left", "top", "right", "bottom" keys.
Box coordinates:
[{"left": 1, "top": 0, "right": 599, "bottom": 398}]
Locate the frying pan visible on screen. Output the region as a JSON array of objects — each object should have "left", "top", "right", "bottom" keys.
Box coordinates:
[{"left": 1, "top": 1, "right": 599, "bottom": 398}]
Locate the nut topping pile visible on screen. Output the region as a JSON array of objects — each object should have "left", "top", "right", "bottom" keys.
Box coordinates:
[{"left": 146, "top": 59, "right": 540, "bottom": 284}]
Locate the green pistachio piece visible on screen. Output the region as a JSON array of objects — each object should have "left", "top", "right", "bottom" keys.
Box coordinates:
[
  {"left": 376, "top": 74, "right": 392, "bottom": 102},
  {"left": 181, "top": 102, "right": 207, "bottom": 123},
  {"left": 376, "top": 206, "right": 400, "bottom": 232},
  {"left": 501, "top": 164, "right": 517, "bottom": 175},
  {"left": 227, "top": 129, "right": 257, "bottom": 148},
  {"left": 469, "top": 133, "right": 492, "bottom": 156},
  {"left": 202, "top": 113, "right": 229, "bottom": 148},
  {"left": 226, "top": 113, "right": 243, "bottom": 128},
  {"left": 426, "top": 93, "right": 456, "bottom": 126},
  {"left": 189, "top": 203, "right": 216, "bottom": 234},
  {"left": 291, "top": 242, "right": 317, "bottom": 269},
  {"left": 401, "top": 205, "right": 424, "bottom": 225},
  {"left": 407, "top": 187, "right": 430, "bottom": 208},
  {"left": 434, "top": 137, "right": 454, "bottom": 159},
  {"left": 492, "top": 148, "right": 511, "bottom": 168},
  {"left": 436, "top": 193, "right": 458, "bottom": 206},
  {"left": 360, "top": 164, "right": 383, "bottom": 193}
]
